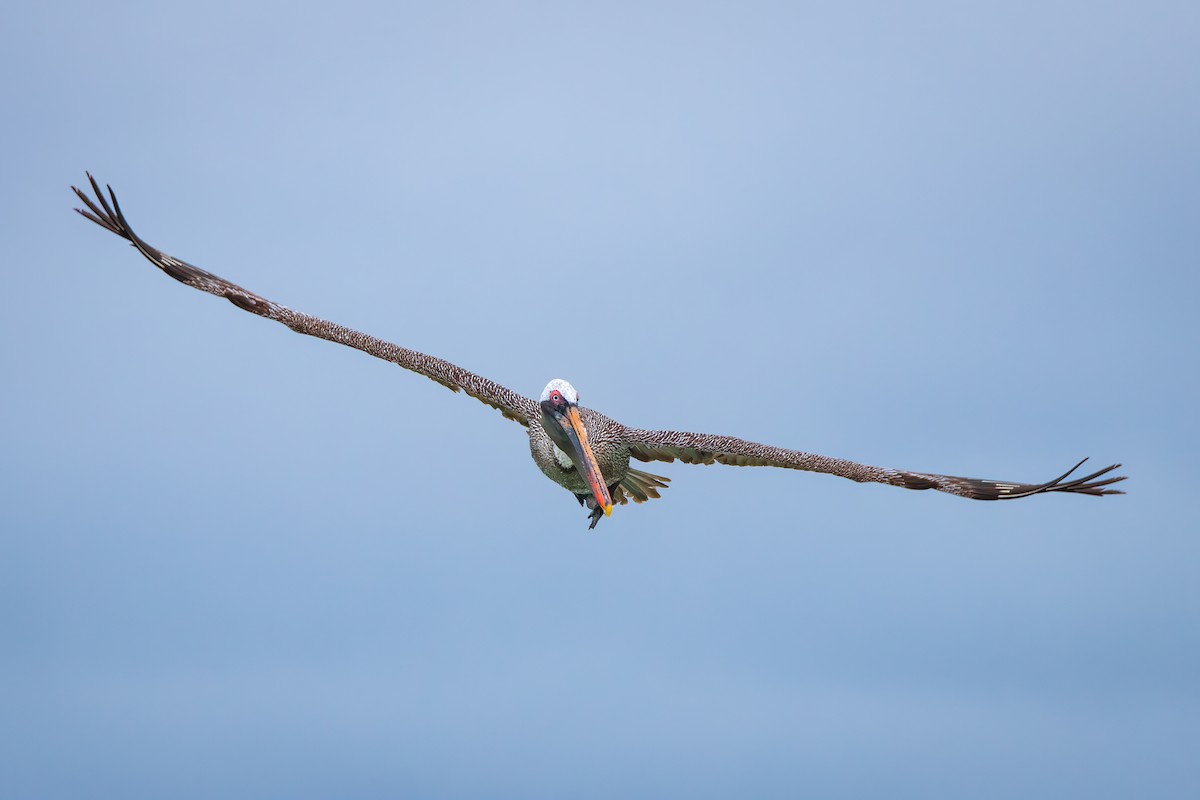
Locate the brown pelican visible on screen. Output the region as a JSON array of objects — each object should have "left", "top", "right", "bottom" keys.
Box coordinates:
[{"left": 72, "top": 174, "right": 1126, "bottom": 528}]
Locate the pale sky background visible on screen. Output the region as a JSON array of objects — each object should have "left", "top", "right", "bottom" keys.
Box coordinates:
[{"left": 2, "top": 2, "right": 1198, "bottom": 797}]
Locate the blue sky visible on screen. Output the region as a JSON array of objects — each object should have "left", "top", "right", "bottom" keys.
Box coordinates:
[{"left": 2, "top": 1, "right": 1197, "bottom": 797}]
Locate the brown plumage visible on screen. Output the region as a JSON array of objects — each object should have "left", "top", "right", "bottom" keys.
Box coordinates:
[{"left": 73, "top": 174, "right": 1126, "bottom": 528}]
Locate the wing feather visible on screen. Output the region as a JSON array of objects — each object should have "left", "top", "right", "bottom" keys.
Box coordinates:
[
  {"left": 72, "top": 174, "right": 537, "bottom": 426},
  {"left": 623, "top": 427, "right": 1125, "bottom": 500}
]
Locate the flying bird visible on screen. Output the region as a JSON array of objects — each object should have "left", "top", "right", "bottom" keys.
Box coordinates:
[{"left": 73, "top": 174, "right": 1125, "bottom": 528}]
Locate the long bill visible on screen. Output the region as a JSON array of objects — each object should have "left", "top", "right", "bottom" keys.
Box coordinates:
[{"left": 558, "top": 406, "right": 613, "bottom": 517}]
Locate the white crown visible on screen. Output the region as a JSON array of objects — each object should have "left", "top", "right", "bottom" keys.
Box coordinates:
[{"left": 540, "top": 378, "right": 579, "bottom": 404}]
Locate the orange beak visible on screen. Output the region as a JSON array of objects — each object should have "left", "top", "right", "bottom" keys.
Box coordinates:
[{"left": 561, "top": 405, "right": 613, "bottom": 517}]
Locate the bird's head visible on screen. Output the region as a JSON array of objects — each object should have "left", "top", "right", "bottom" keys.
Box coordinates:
[
  {"left": 539, "top": 379, "right": 612, "bottom": 519},
  {"left": 539, "top": 378, "right": 579, "bottom": 414}
]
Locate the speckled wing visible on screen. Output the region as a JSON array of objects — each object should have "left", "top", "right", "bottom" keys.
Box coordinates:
[
  {"left": 621, "top": 427, "right": 1125, "bottom": 500},
  {"left": 73, "top": 174, "right": 538, "bottom": 426}
]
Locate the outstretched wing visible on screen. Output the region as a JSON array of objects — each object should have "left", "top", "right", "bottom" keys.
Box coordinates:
[
  {"left": 73, "top": 174, "right": 538, "bottom": 426},
  {"left": 621, "top": 427, "right": 1125, "bottom": 500}
]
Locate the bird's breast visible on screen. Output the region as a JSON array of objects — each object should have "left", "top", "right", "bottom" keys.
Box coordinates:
[{"left": 552, "top": 444, "right": 575, "bottom": 470}]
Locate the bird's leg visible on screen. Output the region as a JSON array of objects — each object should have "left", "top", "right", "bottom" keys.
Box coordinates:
[
  {"left": 576, "top": 494, "right": 604, "bottom": 529},
  {"left": 587, "top": 503, "right": 605, "bottom": 529},
  {"left": 574, "top": 493, "right": 600, "bottom": 529},
  {"left": 578, "top": 481, "right": 621, "bottom": 529}
]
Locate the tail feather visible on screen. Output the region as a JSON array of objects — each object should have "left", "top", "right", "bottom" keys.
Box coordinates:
[{"left": 613, "top": 467, "right": 671, "bottom": 505}]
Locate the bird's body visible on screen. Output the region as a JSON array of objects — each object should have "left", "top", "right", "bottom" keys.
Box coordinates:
[
  {"left": 528, "top": 405, "right": 639, "bottom": 527},
  {"left": 72, "top": 174, "right": 1125, "bottom": 528},
  {"left": 529, "top": 406, "right": 629, "bottom": 497}
]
